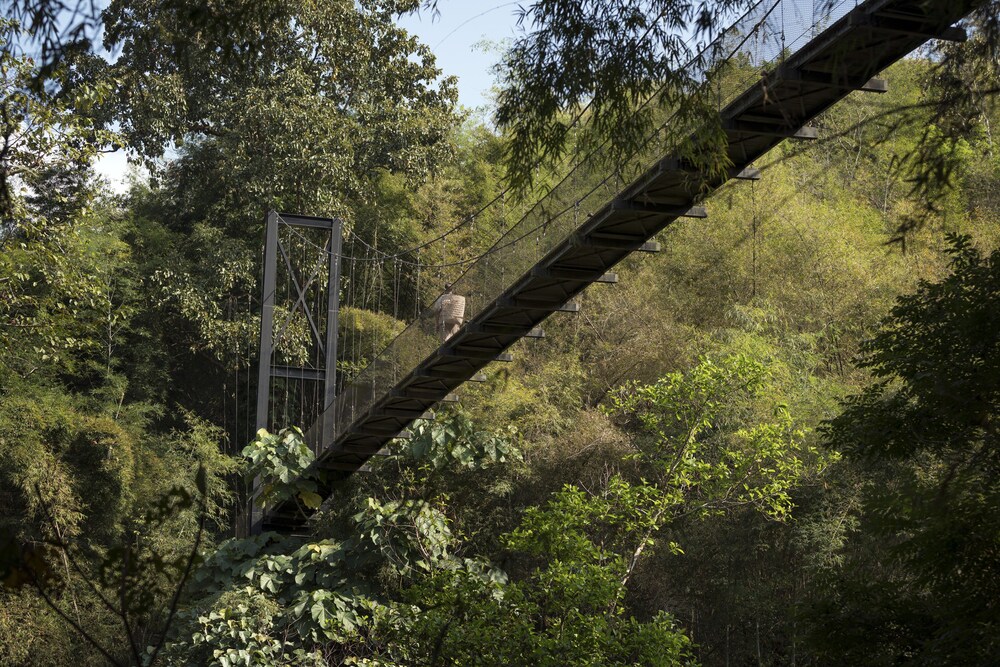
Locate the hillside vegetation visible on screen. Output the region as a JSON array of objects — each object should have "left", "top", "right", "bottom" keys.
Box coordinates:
[{"left": 2, "top": 5, "right": 999, "bottom": 665}]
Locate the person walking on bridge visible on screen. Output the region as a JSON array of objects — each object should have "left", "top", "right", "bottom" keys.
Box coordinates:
[{"left": 433, "top": 282, "right": 465, "bottom": 342}]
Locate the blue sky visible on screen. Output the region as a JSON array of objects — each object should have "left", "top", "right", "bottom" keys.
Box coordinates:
[
  {"left": 399, "top": 0, "right": 523, "bottom": 110},
  {"left": 95, "top": 1, "right": 522, "bottom": 191}
]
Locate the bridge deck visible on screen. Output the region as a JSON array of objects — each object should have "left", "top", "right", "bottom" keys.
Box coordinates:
[{"left": 262, "top": 0, "right": 978, "bottom": 532}]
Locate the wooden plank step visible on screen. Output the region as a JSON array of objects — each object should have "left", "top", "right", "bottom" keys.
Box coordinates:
[
  {"left": 724, "top": 120, "right": 819, "bottom": 139},
  {"left": 413, "top": 367, "right": 487, "bottom": 383},
  {"left": 729, "top": 166, "right": 761, "bottom": 180},
  {"left": 497, "top": 297, "right": 581, "bottom": 312},
  {"left": 610, "top": 200, "right": 706, "bottom": 218},
  {"left": 399, "top": 386, "right": 450, "bottom": 399},
  {"left": 773, "top": 67, "right": 888, "bottom": 93},
  {"left": 375, "top": 405, "right": 434, "bottom": 418},
  {"left": 850, "top": 10, "right": 967, "bottom": 41},
  {"left": 355, "top": 422, "right": 411, "bottom": 436},
  {"left": 468, "top": 322, "right": 536, "bottom": 336},
  {"left": 575, "top": 233, "right": 657, "bottom": 251},
  {"left": 532, "top": 266, "right": 618, "bottom": 283},
  {"left": 441, "top": 347, "right": 510, "bottom": 360}
]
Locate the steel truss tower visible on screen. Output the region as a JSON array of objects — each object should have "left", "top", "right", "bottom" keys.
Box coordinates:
[{"left": 249, "top": 211, "right": 342, "bottom": 534}]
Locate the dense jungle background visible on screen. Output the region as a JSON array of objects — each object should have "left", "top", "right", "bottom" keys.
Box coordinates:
[{"left": 1, "top": 0, "right": 999, "bottom": 665}]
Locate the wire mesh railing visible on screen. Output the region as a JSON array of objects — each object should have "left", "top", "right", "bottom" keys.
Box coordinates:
[{"left": 320, "top": 0, "right": 863, "bottom": 451}]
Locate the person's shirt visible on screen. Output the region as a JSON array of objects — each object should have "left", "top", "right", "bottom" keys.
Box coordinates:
[{"left": 434, "top": 292, "right": 466, "bottom": 321}]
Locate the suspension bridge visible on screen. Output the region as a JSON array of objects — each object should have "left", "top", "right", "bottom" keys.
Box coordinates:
[{"left": 254, "top": 0, "right": 980, "bottom": 533}]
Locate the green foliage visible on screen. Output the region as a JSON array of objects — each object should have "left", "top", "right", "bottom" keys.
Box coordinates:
[
  {"left": 831, "top": 233, "right": 1000, "bottom": 461},
  {"left": 5, "top": 2, "right": 1000, "bottom": 663},
  {"left": 0, "top": 19, "right": 114, "bottom": 220},
  {"left": 365, "top": 355, "right": 817, "bottom": 665},
  {"left": 1, "top": 201, "right": 132, "bottom": 381},
  {"left": 605, "top": 355, "right": 826, "bottom": 521},
  {"left": 0, "top": 585, "right": 123, "bottom": 667},
  {"left": 463, "top": 353, "right": 586, "bottom": 442},
  {"left": 165, "top": 535, "right": 351, "bottom": 663},
  {"left": 181, "top": 589, "right": 323, "bottom": 667},
  {"left": 160, "top": 416, "right": 524, "bottom": 665},
  {"left": 401, "top": 416, "right": 520, "bottom": 471},
  {"left": 242, "top": 428, "right": 320, "bottom": 510},
  {"left": 808, "top": 235, "right": 1000, "bottom": 665},
  {"left": 144, "top": 224, "right": 257, "bottom": 363},
  {"left": 353, "top": 498, "right": 454, "bottom": 576},
  {"left": 164, "top": 509, "right": 452, "bottom": 664},
  {"left": 1, "top": 456, "right": 216, "bottom": 667},
  {"left": 388, "top": 566, "right": 695, "bottom": 666},
  {"left": 338, "top": 307, "right": 407, "bottom": 381},
  {"left": 494, "top": 0, "right": 743, "bottom": 192},
  {"left": 104, "top": 0, "right": 456, "bottom": 224}
]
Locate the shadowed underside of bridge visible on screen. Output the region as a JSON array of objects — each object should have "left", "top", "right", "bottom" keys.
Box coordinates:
[{"left": 262, "top": 0, "right": 980, "bottom": 532}]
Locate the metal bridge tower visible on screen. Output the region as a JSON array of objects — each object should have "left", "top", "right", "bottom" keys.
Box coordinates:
[{"left": 248, "top": 211, "right": 343, "bottom": 534}]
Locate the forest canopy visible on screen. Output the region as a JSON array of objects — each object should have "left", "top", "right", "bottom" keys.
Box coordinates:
[{"left": 2, "top": 0, "right": 1000, "bottom": 665}]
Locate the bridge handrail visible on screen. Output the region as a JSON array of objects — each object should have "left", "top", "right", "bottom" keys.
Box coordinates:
[{"left": 321, "top": 0, "right": 862, "bottom": 451}]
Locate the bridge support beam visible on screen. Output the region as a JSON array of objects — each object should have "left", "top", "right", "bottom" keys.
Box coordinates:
[
  {"left": 250, "top": 211, "right": 342, "bottom": 536},
  {"left": 260, "top": 0, "right": 984, "bottom": 534}
]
